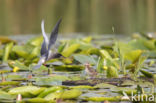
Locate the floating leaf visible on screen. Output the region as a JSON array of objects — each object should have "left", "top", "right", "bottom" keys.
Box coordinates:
[
  {"left": 44, "top": 89, "right": 81, "bottom": 101},
  {"left": 70, "top": 85, "right": 94, "bottom": 90},
  {"left": 12, "top": 45, "right": 29, "bottom": 59},
  {"left": 62, "top": 58, "right": 73, "bottom": 64},
  {"left": 61, "top": 44, "right": 80, "bottom": 57},
  {"left": 121, "top": 80, "right": 135, "bottom": 86},
  {"left": 32, "top": 65, "right": 49, "bottom": 74},
  {"left": 28, "top": 46, "right": 40, "bottom": 59},
  {"left": 0, "top": 36, "right": 16, "bottom": 44},
  {"left": 124, "top": 50, "right": 142, "bottom": 63},
  {"left": 113, "top": 41, "right": 133, "bottom": 55},
  {"left": 60, "top": 89, "right": 82, "bottom": 99},
  {"left": 86, "top": 48, "right": 100, "bottom": 55},
  {"left": 38, "top": 86, "right": 62, "bottom": 98},
  {"left": 35, "top": 76, "right": 69, "bottom": 86},
  {"left": 100, "top": 50, "right": 112, "bottom": 59},
  {"left": 111, "top": 87, "right": 137, "bottom": 95},
  {"left": 3, "top": 42, "right": 14, "bottom": 62},
  {"left": 8, "top": 86, "right": 44, "bottom": 97},
  {"left": 94, "top": 83, "right": 116, "bottom": 89},
  {"left": 6, "top": 74, "right": 25, "bottom": 81},
  {"left": 0, "top": 91, "right": 15, "bottom": 100},
  {"left": 0, "top": 70, "right": 10, "bottom": 74},
  {"left": 8, "top": 60, "right": 28, "bottom": 71},
  {"left": 106, "top": 66, "right": 118, "bottom": 78},
  {"left": 27, "top": 36, "right": 43, "bottom": 46},
  {"left": 44, "top": 90, "right": 63, "bottom": 101},
  {"left": 73, "top": 54, "right": 96, "bottom": 65},
  {"left": 68, "top": 39, "right": 93, "bottom": 50},
  {"left": 84, "top": 96, "right": 121, "bottom": 102},
  {"left": 142, "top": 39, "right": 156, "bottom": 50},
  {"left": 0, "top": 81, "right": 20, "bottom": 86},
  {"left": 140, "top": 69, "right": 153, "bottom": 78},
  {"left": 12, "top": 44, "right": 37, "bottom": 59},
  {"left": 26, "top": 98, "right": 48, "bottom": 103}
]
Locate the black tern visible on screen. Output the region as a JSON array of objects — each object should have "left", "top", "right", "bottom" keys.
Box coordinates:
[{"left": 34, "top": 19, "right": 62, "bottom": 69}]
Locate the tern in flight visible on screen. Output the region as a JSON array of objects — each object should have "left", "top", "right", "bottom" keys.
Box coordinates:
[{"left": 34, "top": 19, "right": 62, "bottom": 69}]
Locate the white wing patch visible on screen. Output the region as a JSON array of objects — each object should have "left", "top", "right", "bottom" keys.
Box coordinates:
[{"left": 41, "top": 20, "right": 49, "bottom": 46}]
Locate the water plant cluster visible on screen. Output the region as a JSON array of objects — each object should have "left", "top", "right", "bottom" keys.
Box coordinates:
[{"left": 0, "top": 33, "right": 156, "bottom": 103}]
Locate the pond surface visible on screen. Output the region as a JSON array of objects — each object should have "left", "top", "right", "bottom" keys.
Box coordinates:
[
  {"left": 1, "top": 34, "right": 156, "bottom": 103},
  {"left": 1, "top": 58, "right": 156, "bottom": 103}
]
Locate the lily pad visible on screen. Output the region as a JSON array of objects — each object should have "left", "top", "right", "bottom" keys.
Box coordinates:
[
  {"left": 94, "top": 83, "right": 116, "bottom": 89},
  {"left": 84, "top": 96, "right": 121, "bottom": 102},
  {"left": 0, "top": 81, "right": 20, "bottom": 86},
  {"left": 8, "top": 86, "right": 44, "bottom": 97},
  {"left": 0, "top": 36, "right": 16, "bottom": 44},
  {"left": 3, "top": 42, "right": 14, "bottom": 62},
  {"left": 44, "top": 90, "right": 63, "bottom": 101},
  {"left": 35, "top": 76, "right": 69, "bottom": 86},
  {"left": 6, "top": 74, "right": 26, "bottom": 81},
  {"left": 60, "top": 89, "right": 82, "bottom": 99},
  {"left": 0, "top": 91, "right": 15, "bottom": 100},
  {"left": 8, "top": 60, "right": 28, "bottom": 71},
  {"left": 106, "top": 66, "right": 118, "bottom": 78},
  {"left": 38, "top": 86, "right": 62, "bottom": 98},
  {"left": 70, "top": 85, "right": 94, "bottom": 90},
  {"left": 61, "top": 44, "right": 80, "bottom": 57},
  {"left": 26, "top": 97, "right": 49, "bottom": 103},
  {"left": 73, "top": 54, "right": 96, "bottom": 65}
]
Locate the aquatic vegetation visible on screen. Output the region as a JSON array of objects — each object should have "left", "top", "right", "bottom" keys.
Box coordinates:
[{"left": 0, "top": 31, "right": 156, "bottom": 102}]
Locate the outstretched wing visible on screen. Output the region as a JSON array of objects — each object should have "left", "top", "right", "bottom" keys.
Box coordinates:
[
  {"left": 40, "top": 40, "right": 48, "bottom": 56},
  {"left": 48, "top": 19, "right": 62, "bottom": 51},
  {"left": 41, "top": 20, "right": 49, "bottom": 56},
  {"left": 41, "top": 20, "right": 49, "bottom": 45}
]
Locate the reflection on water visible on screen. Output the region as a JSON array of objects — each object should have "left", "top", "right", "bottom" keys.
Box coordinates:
[{"left": 0, "top": 0, "right": 156, "bottom": 35}]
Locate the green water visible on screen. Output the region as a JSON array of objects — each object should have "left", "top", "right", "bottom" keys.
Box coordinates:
[{"left": 0, "top": 0, "right": 156, "bottom": 35}]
